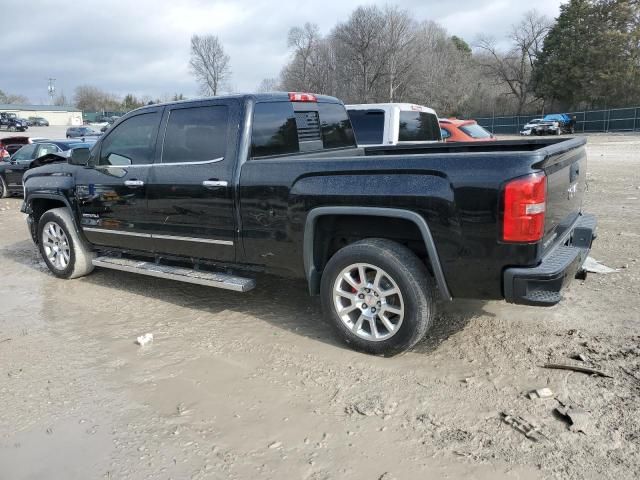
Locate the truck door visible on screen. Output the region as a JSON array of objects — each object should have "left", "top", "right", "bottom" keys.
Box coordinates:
[
  {"left": 145, "top": 99, "right": 238, "bottom": 262},
  {"left": 75, "top": 108, "right": 163, "bottom": 250}
]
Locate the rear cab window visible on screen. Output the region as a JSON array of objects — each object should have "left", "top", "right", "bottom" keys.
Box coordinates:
[
  {"left": 459, "top": 123, "right": 492, "bottom": 139},
  {"left": 347, "top": 109, "right": 385, "bottom": 145},
  {"left": 251, "top": 98, "right": 356, "bottom": 159},
  {"left": 398, "top": 111, "right": 441, "bottom": 142}
]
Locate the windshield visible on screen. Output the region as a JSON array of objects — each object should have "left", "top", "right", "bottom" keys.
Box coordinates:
[
  {"left": 459, "top": 123, "right": 492, "bottom": 139},
  {"left": 11, "top": 144, "right": 37, "bottom": 161},
  {"left": 398, "top": 111, "right": 441, "bottom": 142}
]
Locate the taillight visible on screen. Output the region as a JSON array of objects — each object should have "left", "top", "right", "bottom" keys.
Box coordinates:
[
  {"left": 288, "top": 92, "right": 317, "bottom": 102},
  {"left": 503, "top": 173, "right": 546, "bottom": 243}
]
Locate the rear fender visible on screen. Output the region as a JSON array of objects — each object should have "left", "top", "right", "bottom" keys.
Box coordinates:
[{"left": 303, "top": 206, "right": 452, "bottom": 300}]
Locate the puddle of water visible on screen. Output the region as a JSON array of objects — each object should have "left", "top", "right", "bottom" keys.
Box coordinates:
[{"left": 0, "top": 418, "right": 113, "bottom": 480}]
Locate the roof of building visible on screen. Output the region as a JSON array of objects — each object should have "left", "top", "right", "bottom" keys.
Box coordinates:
[{"left": 0, "top": 104, "right": 81, "bottom": 112}]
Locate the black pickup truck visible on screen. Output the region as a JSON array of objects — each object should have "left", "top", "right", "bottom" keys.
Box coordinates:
[
  {"left": 0, "top": 112, "right": 29, "bottom": 132},
  {"left": 21, "top": 92, "right": 596, "bottom": 355}
]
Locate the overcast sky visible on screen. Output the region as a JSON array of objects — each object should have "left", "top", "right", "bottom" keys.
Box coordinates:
[{"left": 2, "top": 0, "right": 565, "bottom": 105}]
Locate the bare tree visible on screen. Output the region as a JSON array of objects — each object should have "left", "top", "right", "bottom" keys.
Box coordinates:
[
  {"left": 382, "top": 6, "right": 420, "bottom": 102},
  {"left": 475, "top": 10, "right": 551, "bottom": 114},
  {"left": 53, "top": 90, "right": 67, "bottom": 106},
  {"left": 73, "top": 85, "right": 121, "bottom": 112},
  {"left": 333, "top": 6, "right": 387, "bottom": 102},
  {"left": 189, "top": 34, "right": 231, "bottom": 96},
  {"left": 0, "top": 90, "right": 29, "bottom": 104},
  {"left": 257, "top": 78, "right": 280, "bottom": 92},
  {"left": 286, "top": 23, "right": 320, "bottom": 88}
]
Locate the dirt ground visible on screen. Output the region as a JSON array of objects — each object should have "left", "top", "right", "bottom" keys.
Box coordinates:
[{"left": 0, "top": 134, "right": 639, "bottom": 480}]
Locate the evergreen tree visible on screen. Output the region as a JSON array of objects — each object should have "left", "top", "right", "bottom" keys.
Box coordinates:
[{"left": 534, "top": 0, "right": 640, "bottom": 109}]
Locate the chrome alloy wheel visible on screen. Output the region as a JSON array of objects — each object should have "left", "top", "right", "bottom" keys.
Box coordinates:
[
  {"left": 332, "top": 263, "right": 405, "bottom": 342},
  {"left": 42, "top": 221, "right": 71, "bottom": 271}
]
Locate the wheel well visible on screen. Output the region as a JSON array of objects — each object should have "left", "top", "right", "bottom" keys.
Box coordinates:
[
  {"left": 312, "top": 215, "right": 430, "bottom": 275},
  {"left": 30, "top": 198, "right": 68, "bottom": 228}
]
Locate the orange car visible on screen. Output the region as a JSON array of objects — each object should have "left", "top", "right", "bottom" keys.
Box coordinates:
[{"left": 439, "top": 118, "right": 496, "bottom": 142}]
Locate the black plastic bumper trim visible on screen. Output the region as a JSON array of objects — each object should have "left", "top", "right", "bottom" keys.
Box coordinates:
[{"left": 504, "top": 213, "right": 597, "bottom": 306}]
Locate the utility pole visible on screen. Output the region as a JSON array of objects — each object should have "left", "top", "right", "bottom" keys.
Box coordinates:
[{"left": 47, "top": 78, "right": 56, "bottom": 105}]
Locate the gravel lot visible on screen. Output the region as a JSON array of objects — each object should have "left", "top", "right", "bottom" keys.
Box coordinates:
[{"left": 0, "top": 134, "right": 639, "bottom": 479}]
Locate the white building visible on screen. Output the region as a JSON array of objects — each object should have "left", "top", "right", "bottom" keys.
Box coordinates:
[{"left": 0, "top": 104, "right": 83, "bottom": 126}]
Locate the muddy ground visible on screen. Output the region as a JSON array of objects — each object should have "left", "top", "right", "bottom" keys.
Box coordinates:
[{"left": 0, "top": 134, "right": 639, "bottom": 480}]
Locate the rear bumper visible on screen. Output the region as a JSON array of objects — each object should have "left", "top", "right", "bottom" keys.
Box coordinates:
[{"left": 503, "top": 213, "right": 597, "bottom": 306}]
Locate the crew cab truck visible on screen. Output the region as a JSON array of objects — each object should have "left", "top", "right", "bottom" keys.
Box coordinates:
[
  {"left": 346, "top": 103, "right": 441, "bottom": 146},
  {"left": 21, "top": 92, "right": 596, "bottom": 356},
  {"left": 0, "top": 112, "right": 28, "bottom": 132}
]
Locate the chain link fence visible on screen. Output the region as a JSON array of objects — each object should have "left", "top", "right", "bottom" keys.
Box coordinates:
[{"left": 476, "top": 107, "right": 640, "bottom": 135}]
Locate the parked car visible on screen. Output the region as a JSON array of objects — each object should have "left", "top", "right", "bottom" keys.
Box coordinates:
[
  {"left": 0, "top": 136, "right": 32, "bottom": 161},
  {"left": 22, "top": 92, "right": 595, "bottom": 356},
  {"left": 521, "top": 118, "right": 544, "bottom": 135},
  {"left": 346, "top": 103, "right": 441, "bottom": 146},
  {"left": 0, "top": 112, "right": 29, "bottom": 131},
  {"left": 0, "top": 139, "right": 95, "bottom": 197},
  {"left": 439, "top": 118, "right": 496, "bottom": 142},
  {"left": 100, "top": 120, "right": 115, "bottom": 133},
  {"left": 66, "top": 126, "right": 101, "bottom": 138},
  {"left": 28, "top": 116, "right": 50, "bottom": 126},
  {"left": 531, "top": 114, "right": 575, "bottom": 136}
]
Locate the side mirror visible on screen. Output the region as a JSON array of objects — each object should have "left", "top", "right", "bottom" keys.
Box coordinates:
[{"left": 68, "top": 147, "right": 90, "bottom": 166}]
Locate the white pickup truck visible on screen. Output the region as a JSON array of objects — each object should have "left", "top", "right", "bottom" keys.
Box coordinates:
[{"left": 346, "top": 103, "right": 442, "bottom": 147}]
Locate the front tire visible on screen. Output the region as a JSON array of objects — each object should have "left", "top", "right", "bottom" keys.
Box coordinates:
[
  {"left": 320, "top": 238, "right": 436, "bottom": 356},
  {"left": 0, "top": 176, "right": 8, "bottom": 198},
  {"left": 38, "top": 208, "right": 95, "bottom": 279}
]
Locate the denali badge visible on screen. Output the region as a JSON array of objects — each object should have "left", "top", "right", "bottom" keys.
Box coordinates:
[{"left": 567, "top": 183, "right": 578, "bottom": 200}]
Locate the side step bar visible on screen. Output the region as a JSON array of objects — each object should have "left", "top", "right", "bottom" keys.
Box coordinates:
[{"left": 92, "top": 256, "right": 256, "bottom": 292}]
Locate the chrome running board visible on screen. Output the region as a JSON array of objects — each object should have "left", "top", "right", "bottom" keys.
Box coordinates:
[{"left": 92, "top": 256, "right": 255, "bottom": 292}]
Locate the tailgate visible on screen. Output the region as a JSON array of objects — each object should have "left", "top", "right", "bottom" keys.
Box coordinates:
[{"left": 539, "top": 138, "right": 587, "bottom": 252}]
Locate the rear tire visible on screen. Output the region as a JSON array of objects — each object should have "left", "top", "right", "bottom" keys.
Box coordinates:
[
  {"left": 320, "top": 238, "right": 436, "bottom": 356},
  {"left": 37, "top": 208, "right": 95, "bottom": 279}
]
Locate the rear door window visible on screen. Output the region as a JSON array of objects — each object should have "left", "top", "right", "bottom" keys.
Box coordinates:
[
  {"left": 251, "top": 102, "right": 299, "bottom": 158},
  {"left": 348, "top": 109, "right": 384, "bottom": 145},
  {"left": 162, "top": 105, "right": 229, "bottom": 163},
  {"left": 398, "top": 111, "right": 441, "bottom": 142}
]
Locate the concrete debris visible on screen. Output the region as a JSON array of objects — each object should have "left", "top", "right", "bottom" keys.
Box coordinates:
[
  {"left": 528, "top": 387, "right": 554, "bottom": 400},
  {"left": 500, "top": 412, "right": 547, "bottom": 442},
  {"left": 572, "top": 353, "right": 589, "bottom": 362},
  {"left": 583, "top": 257, "right": 618, "bottom": 274},
  {"left": 556, "top": 404, "right": 591, "bottom": 434},
  {"left": 346, "top": 395, "right": 397, "bottom": 417},
  {"left": 135, "top": 333, "right": 154, "bottom": 346}
]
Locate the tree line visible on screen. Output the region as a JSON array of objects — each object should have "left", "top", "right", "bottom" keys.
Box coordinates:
[
  {"left": 4, "top": 0, "right": 637, "bottom": 117},
  {"left": 265, "top": 0, "right": 640, "bottom": 116}
]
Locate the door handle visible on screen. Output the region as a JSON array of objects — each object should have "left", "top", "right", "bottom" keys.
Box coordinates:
[
  {"left": 124, "top": 179, "right": 145, "bottom": 187},
  {"left": 202, "top": 180, "right": 228, "bottom": 188}
]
